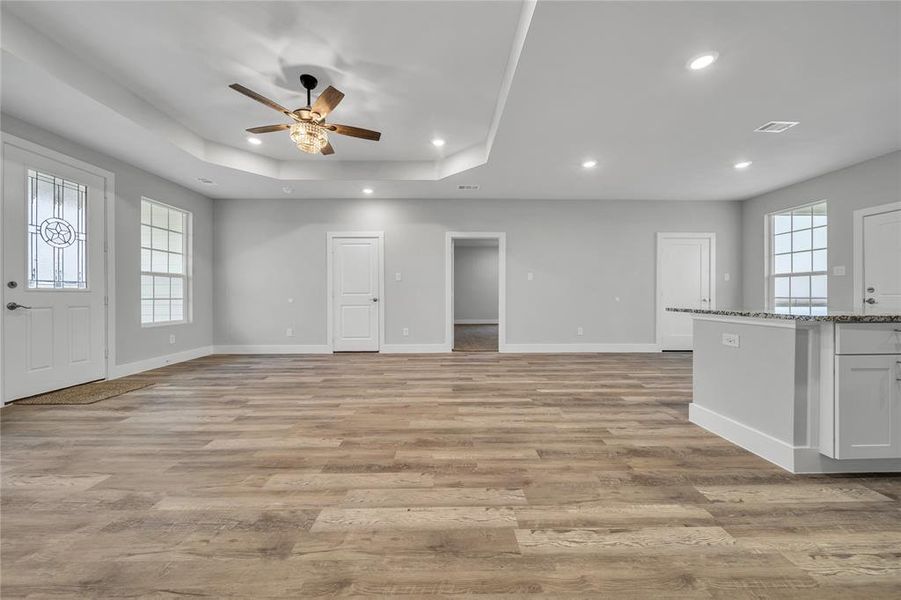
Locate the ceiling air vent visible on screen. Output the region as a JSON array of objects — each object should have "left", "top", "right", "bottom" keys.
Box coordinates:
[
  {"left": 457, "top": 184, "right": 480, "bottom": 191},
  {"left": 197, "top": 177, "right": 217, "bottom": 185},
  {"left": 754, "top": 121, "right": 799, "bottom": 133}
]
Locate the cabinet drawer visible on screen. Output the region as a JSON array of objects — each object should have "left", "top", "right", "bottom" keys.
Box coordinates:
[{"left": 836, "top": 323, "right": 901, "bottom": 355}]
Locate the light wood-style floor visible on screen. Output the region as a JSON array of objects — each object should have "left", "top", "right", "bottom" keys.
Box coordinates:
[{"left": 2, "top": 353, "right": 900, "bottom": 598}]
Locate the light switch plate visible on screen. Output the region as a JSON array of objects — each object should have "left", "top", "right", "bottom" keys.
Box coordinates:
[
  {"left": 395, "top": 272, "right": 402, "bottom": 281},
  {"left": 169, "top": 334, "right": 176, "bottom": 345},
  {"left": 724, "top": 272, "right": 731, "bottom": 282},
  {"left": 527, "top": 272, "right": 534, "bottom": 281},
  {"left": 286, "top": 328, "right": 294, "bottom": 337},
  {"left": 833, "top": 266, "right": 846, "bottom": 276},
  {"left": 577, "top": 327, "right": 584, "bottom": 336},
  {"left": 721, "top": 333, "right": 740, "bottom": 348},
  {"left": 402, "top": 327, "right": 409, "bottom": 337}
]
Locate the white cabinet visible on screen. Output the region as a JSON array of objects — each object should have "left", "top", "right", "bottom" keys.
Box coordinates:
[{"left": 835, "top": 352, "right": 901, "bottom": 459}]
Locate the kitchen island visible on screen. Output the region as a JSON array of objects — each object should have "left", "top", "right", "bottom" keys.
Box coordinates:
[{"left": 668, "top": 308, "right": 901, "bottom": 474}]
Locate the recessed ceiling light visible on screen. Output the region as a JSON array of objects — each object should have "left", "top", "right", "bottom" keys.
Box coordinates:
[
  {"left": 247, "top": 136, "right": 262, "bottom": 145},
  {"left": 687, "top": 52, "right": 718, "bottom": 71},
  {"left": 582, "top": 159, "right": 598, "bottom": 169},
  {"left": 362, "top": 188, "right": 374, "bottom": 195},
  {"left": 431, "top": 138, "right": 446, "bottom": 147},
  {"left": 734, "top": 160, "right": 752, "bottom": 170}
]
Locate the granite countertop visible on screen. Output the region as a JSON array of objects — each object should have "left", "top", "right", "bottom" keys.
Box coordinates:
[{"left": 666, "top": 307, "right": 901, "bottom": 323}]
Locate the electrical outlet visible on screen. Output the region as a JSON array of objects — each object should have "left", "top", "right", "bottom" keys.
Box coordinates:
[
  {"left": 833, "top": 266, "right": 846, "bottom": 276},
  {"left": 286, "top": 327, "right": 294, "bottom": 337},
  {"left": 527, "top": 272, "right": 534, "bottom": 281},
  {"left": 724, "top": 272, "right": 731, "bottom": 282},
  {"left": 168, "top": 334, "right": 176, "bottom": 345},
  {"left": 402, "top": 327, "right": 409, "bottom": 337},
  {"left": 577, "top": 326, "right": 584, "bottom": 336},
  {"left": 395, "top": 272, "right": 402, "bottom": 281},
  {"left": 721, "top": 333, "right": 740, "bottom": 348},
  {"left": 287, "top": 298, "right": 294, "bottom": 304}
]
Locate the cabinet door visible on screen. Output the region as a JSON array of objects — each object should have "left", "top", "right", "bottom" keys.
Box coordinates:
[{"left": 836, "top": 355, "right": 901, "bottom": 459}]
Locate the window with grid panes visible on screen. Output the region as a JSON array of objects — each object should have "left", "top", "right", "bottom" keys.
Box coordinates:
[
  {"left": 768, "top": 202, "right": 827, "bottom": 316},
  {"left": 140, "top": 198, "right": 190, "bottom": 325}
]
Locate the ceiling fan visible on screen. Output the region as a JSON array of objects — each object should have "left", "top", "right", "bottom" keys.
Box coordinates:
[{"left": 229, "top": 74, "right": 381, "bottom": 155}]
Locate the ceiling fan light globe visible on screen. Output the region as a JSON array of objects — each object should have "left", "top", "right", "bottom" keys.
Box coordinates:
[{"left": 290, "top": 122, "right": 329, "bottom": 154}]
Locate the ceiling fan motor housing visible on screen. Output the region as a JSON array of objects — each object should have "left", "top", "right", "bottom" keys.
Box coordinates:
[{"left": 299, "top": 74, "right": 318, "bottom": 91}]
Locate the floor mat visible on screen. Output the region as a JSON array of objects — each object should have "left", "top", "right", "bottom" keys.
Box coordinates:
[{"left": 13, "top": 380, "right": 153, "bottom": 406}]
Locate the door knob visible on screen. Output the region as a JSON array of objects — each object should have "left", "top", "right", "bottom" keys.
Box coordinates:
[
  {"left": 371, "top": 297, "right": 379, "bottom": 303},
  {"left": 865, "top": 298, "right": 877, "bottom": 305},
  {"left": 6, "top": 302, "right": 32, "bottom": 310}
]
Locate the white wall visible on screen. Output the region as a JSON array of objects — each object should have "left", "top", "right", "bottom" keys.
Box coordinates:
[
  {"left": 454, "top": 245, "right": 499, "bottom": 323},
  {"left": 1, "top": 114, "right": 214, "bottom": 367},
  {"left": 742, "top": 151, "right": 901, "bottom": 309},
  {"left": 213, "top": 197, "right": 743, "bottom": 349}
]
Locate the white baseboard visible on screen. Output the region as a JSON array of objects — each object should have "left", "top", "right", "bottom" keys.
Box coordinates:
[
  {"left": 502, "top": 343, "right": 661, "bottom": 353},
  {"left": 689, "top": 404, "right": 901, "bottom": 474},
  {"left": 689, "top": 403, "right": 796, "bottom": 471},
  {"left": 454, "top": 319, "right": 498, "bottom": 325},
  {"left": 213, "top": 344, "right": 332, "bottom": 354},
  {"left": 109, "top": 345, "right": 214, "bottom": 379},
  {"left": 381, "top": 344, "right": 448, "bottom": 354}
]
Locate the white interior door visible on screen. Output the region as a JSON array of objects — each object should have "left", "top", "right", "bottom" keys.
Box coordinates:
[
  {"left": 861, "top": 208, "right": 901, "bottom": 313},
  {"left": 331, "top": 236, "right": 380, "bottom": 352},
  {"left": 657, "top": 234, "right": 713, "bottom": 351},
  {"left": 2, "top": 144, "right": 107, "bottom": 401}
]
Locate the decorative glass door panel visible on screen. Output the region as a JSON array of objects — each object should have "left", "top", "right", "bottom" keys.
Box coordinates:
[{"left": 27, "top": 169, "right": 88, "bottom": 289}]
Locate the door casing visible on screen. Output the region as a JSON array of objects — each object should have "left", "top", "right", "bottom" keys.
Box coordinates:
[
  {"left": 0, "top": 134, "right": 116, "bottom": 405},
  {"left": 326, "top": 231, "right": 384, "bottom": 352}
]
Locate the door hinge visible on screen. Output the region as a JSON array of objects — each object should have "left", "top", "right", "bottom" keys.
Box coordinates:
[
  {"left": 104, "top": 296, "right": 109, "bottom": 306},
  {"left": 104, "top": 348, "right": 109, "bottom": 359}
]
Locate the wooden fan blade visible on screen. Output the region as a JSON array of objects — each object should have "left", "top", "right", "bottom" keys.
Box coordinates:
[
  {"left": 327, "top": 124, "right": 381, "bottom": 141},
  {"left": 246, "top": 124, "right": 291, "bottom": 134},
  {"left": 311, "top": 86, "right": 345, "bottom": 118},
  {"left": 229, "top": 83, "right": 294, "bottom": 117},
  {"left": 320, "top": 142, "right": 335, "bottom": 155}
]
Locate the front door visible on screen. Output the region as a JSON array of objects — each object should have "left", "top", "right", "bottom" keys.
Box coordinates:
[
  {"left": 657, "top": 234, "right": 713, "bottom": 351},
  {"left": 861, "top": 207, "right": 901, "bottom": 313},
  {"left": 2, "top": 143, "right": 107, "bottom": 401},
  {"left": 331, "top": 236, "right": 380, "bottom": 351}
]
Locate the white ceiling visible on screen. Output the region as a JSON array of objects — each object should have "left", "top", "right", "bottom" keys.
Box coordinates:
[{"left": 2, "top": 1, "right": 899, "bottom": 201}]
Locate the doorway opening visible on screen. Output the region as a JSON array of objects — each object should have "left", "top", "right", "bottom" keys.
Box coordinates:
[
  {"left": 445, "top": 232, "right": 506, "bottom": 352},
  {"left": 2, "top": 136, "right": 115, "bottom": 405}
]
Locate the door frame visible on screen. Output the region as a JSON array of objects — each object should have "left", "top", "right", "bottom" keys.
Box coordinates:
[
  {"left": 655, "top": 232, "right": 716, "bottom": 350},
  {"left": 445, "top": 231, "right": 506, "bottom": 352},
  {"left": 326, "top": 231, "right": 385, "bottom": 353},
  {"left": 852, "top": 201, "right": 901, "bottom": 313},
  {"left": 0, "top": 134, "right": 116, "bottom": 405}
]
